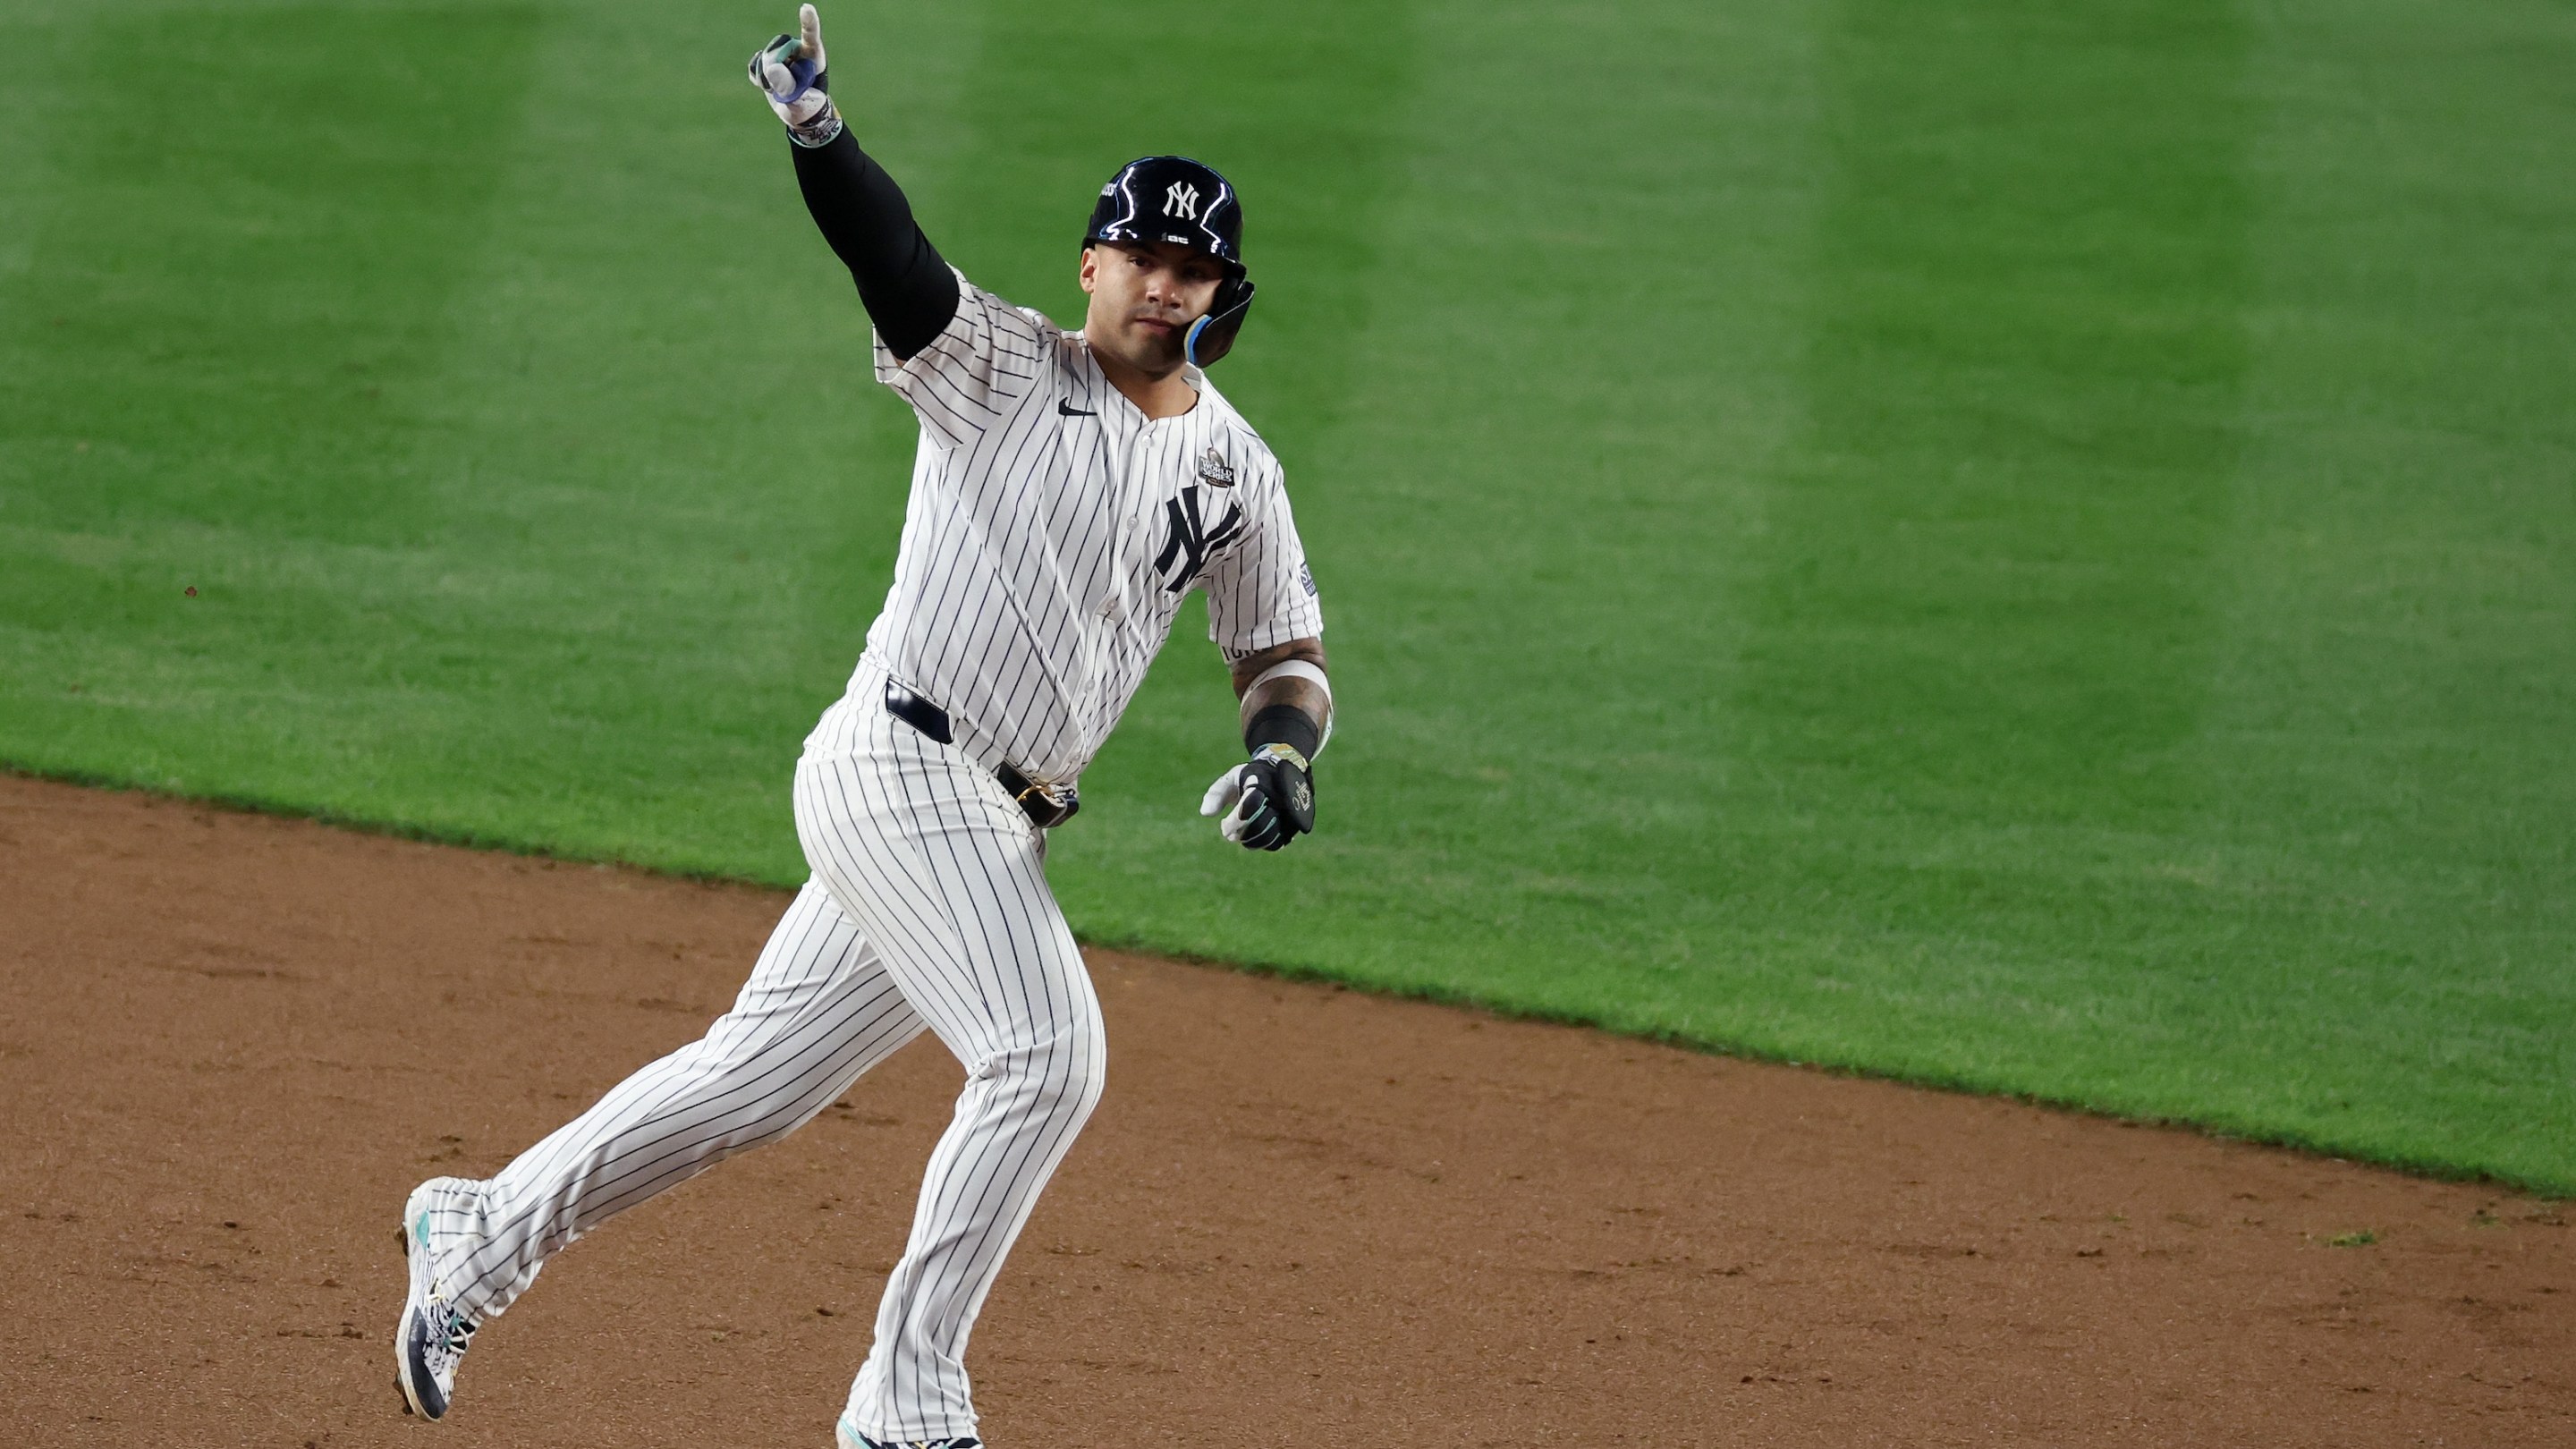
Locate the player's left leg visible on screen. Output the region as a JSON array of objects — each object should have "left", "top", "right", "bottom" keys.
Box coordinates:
[
  {"left": 792, "top": 670, "right": 1108, "bottom": 1445},
  {"left": 840, "top": 904, "right": 1103, "bottom": 1447}
]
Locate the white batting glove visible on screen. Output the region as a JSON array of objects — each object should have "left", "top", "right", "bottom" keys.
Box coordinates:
[
  {"left": 749, "top": 4, "right": 842, "bottom": 147},
  {"left": 1199, "top": 766, "right": 1256, "bottom": 844}
]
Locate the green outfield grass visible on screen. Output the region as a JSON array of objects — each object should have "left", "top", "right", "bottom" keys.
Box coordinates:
[{"left": 4, "top": 0, "right": 2571, "bottom": 1190}]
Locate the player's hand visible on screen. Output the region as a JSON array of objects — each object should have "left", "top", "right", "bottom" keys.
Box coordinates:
[
  {"left": 1199, "top": 744, "right": 1314, "bottom": 852},
  {"left": 749, "top": 5, "right": 841, "bottom": 144}
]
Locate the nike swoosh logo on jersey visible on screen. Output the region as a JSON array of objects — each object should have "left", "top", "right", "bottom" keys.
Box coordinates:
[{"left": 1057, "top": 400, "right": 1097, "bottom": 416}]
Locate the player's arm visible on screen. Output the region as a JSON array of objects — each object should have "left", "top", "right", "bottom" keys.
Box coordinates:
[
  {"left": 1231, "top": 638, "right": 1330, "bottom": 727},
  {"left": 1200, "top": 638, "right": 1330, "bottom": 852},
  {"left": 749, "top": 5, "right": 959, "bottom": 360}
]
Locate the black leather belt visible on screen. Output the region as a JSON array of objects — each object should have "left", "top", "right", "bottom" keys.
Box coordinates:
[{"left": 884, "top": 682, "right": 1080, "bottom": 829}]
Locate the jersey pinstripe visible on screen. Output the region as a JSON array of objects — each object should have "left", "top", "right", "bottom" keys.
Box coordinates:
[{"left": 865, "top": 270, "right": 1323, "bottom": 784}]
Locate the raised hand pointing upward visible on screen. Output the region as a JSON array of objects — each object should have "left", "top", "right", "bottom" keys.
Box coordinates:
[{"left": 749, "top": 4, "right": 837, "bottom": 145}]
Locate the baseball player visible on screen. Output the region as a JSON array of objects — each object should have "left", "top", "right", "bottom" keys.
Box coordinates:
[{"left": 391, "top": 8, "right": 1332, "bottom": 1445}]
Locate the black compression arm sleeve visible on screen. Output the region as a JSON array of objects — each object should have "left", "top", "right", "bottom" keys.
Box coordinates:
[{"left": 790, "top": 129, "right": 961, "bottom": 360}]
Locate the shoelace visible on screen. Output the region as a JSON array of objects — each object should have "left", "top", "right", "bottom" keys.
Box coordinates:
[{"left": 422, "top": 1296, "right": 478, "bottom": 1375}]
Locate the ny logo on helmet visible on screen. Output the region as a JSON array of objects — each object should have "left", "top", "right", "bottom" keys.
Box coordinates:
[{"left": 1163, "top": 182, "right": 1201, "bottom": 220}]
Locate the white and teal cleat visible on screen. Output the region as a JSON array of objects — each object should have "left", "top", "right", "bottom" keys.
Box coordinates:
[{"left": 394, "top": 1178, "right": 483, "bottom": 1420}]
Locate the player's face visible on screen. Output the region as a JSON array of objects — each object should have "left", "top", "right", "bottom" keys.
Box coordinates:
[{"left": 1080, "top": 241, "right": 1225, "bottom": 374}]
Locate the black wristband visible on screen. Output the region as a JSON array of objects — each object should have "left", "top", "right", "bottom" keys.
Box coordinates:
[{"left": 1243, "top": 702, "right": 1321, "bottom": 762}]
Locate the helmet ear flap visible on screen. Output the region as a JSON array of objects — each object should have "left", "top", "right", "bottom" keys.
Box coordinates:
[{"left": 1185, "top": 275, "right": 1256, "bottom": 368}]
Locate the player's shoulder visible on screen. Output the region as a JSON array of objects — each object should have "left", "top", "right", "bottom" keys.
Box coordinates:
[
  {"left": 1191, "top": 377, "right": 1281, "bottom": 472},
  {"left": 954, "top": 270, "right": 1067, "bottom": 344},
  {"left": 1049, "top": 324, "right": 1095, "bottom": 376}
]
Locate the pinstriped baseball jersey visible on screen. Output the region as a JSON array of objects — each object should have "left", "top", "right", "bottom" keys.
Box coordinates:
[{"left": 863, "top": 270, "right": 1323, "bottom": 784}]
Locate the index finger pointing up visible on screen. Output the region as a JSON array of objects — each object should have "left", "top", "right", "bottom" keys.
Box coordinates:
[{"left": 799, "top": 3, "right": 823, "bottom": 58}]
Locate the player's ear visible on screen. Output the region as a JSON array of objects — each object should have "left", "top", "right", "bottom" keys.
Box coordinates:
[{"left": 1077, "top": 244, "right": 1098, "bottom": 295}]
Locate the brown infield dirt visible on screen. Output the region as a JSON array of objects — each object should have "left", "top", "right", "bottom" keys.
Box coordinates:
[{"left": 1, "top": 774, "right": 2569, "bottom": 1448}]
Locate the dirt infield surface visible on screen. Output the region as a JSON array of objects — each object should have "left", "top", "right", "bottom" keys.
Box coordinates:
[{"left": 2, "top": 775, "right": 2568, "bottom": 1447}]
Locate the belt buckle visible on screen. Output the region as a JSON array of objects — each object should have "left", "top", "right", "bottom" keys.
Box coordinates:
[{"left": 1015, "top": 779, "right": 1080, "bottom": 829}]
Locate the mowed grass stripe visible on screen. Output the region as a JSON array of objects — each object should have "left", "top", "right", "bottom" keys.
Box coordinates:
[
  {"left": 2185, "top": 0, "right": 2576, "bottom": 1183},
  {"left": 1711, "top": 5, "right": 2262, "bottom": 1111}
]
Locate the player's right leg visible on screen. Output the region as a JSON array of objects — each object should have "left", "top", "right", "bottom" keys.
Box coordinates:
[{"left": 394, "top": 879, "right": 927, "bottom": 1419}]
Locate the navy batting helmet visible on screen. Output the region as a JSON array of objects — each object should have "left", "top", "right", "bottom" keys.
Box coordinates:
[{"left": 1084, "top": 156, "right": 1257, "bottom": 368}]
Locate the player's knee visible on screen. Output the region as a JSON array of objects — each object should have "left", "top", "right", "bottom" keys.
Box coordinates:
[
  {"left": 1030, "top": 1032, "right": 1108, "bottom": 1125},
  {"left": 1060, "top": 1038, "right": 1109, "bottom": 1123},
  {"left": 979, "top": 1018, "right": 1106, "bottom": 1126}
]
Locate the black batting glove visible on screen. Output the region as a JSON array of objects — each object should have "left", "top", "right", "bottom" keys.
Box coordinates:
[{"left": 1199, "top": 743, "right": 1315, "bottom": 852}]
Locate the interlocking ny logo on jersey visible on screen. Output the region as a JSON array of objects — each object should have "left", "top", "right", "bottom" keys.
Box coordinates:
[
  {"left": 1154, "top": 485, "right": 1243, "bottom": 592},
  {"left": 1164, "top": 182, "right": 1201, "bottom": 220}
]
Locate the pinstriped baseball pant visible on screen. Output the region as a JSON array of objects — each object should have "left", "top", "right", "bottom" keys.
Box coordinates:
[{"left": 425, "top": 656, "right": 1107, "bottom": 1441}]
